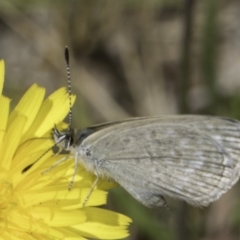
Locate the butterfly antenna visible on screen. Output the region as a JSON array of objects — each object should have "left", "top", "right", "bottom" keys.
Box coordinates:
[{"left": 65, "top": 46, "right": 73, "bottom": 130}]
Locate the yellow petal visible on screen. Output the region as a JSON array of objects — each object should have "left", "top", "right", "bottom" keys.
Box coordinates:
[
  {"left": 69, "top": 207, "right": 131, "bottom": 239},
  {"left": 31, "top": 207, "right": 86, "bottom": 227},
  {"left": 57, "top": 229, "right": 88, "bottom": 240},
  {"left": 25, "top": 87, "right": 76, "bottom": 138},
  {"left": 0, "top": 96, "right": 10, "bottom": 131},
  {"left": 7, "top": 84, "right": 45, "bottom": 141},
  {"left": 0, "top": 59, "right": 5, "bottom": 95},
  {"left": 0, "top": 96, "right": 10, "bottom": 151},
  {"left": 11, "top": 141, "right": 53, "bottom": 188},
  {"left": 0, "top": 115, "right": 27, "bottom": 171},
  {"left": 72, "top": 223, "right": 130, "bottom": 239},
  {"left": 17, "top": 185, "right": 106, "bottom": 208}
]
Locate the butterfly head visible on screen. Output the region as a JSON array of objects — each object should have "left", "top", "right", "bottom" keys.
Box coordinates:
[{"left": 53, "top": 125, "right": 74, "bottom": 151}]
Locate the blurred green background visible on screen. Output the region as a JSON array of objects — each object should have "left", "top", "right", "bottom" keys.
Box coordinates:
[{"left": 1, "top": 0, "right": 240, "bottom": 239}]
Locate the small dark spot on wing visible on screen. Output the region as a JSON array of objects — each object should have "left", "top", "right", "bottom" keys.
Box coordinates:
[
  {"left": 151, "top": 130, "right": 157, "bottom": 138},
  {"left": 123, "top": 138, "right": 130, "bottom": 144}
]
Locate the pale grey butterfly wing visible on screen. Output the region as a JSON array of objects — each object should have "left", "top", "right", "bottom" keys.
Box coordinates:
[{"left": 75, "top": 115, "right": 240, "bottom": 208}]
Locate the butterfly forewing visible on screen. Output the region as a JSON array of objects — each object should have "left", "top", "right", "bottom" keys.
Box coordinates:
[{"left": 76, "top": 115, "right": 240, "bottom": 207}]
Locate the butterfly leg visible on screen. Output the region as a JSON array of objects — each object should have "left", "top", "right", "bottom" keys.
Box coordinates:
[
  {"left": 42, "top": 156, "right": 69, "bottom": 175},
  {"left": 68, "top": 152, "right": 80, "bottom": 190},
  {"left": 82, "top": 176, "right": 100, "bottom": 207}
]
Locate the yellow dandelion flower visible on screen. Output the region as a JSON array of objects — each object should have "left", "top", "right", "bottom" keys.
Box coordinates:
[{"left": 0, "top": 60, "right": 131, "bottom": 240}]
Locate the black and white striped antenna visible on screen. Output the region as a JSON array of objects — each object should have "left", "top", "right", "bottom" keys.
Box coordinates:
[{"left": 64, "top": 46, "right": 73, "bottom": 130}]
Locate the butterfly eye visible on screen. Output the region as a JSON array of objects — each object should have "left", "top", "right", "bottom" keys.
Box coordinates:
[{"left": 64, "top": 134, "right": 74, "bottom": 149}]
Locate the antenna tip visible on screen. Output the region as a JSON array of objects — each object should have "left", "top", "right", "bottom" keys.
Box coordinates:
[{"left": 65, "top": 46, "right": 69, "bottom": 64}]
